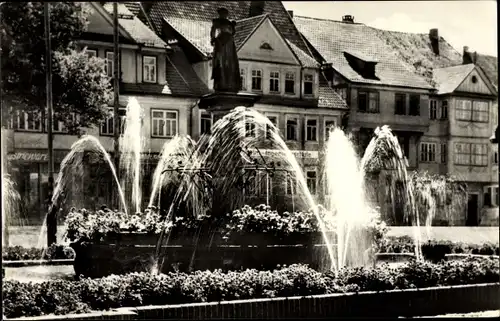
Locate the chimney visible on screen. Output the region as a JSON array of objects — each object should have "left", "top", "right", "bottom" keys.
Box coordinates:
[
  {"left": 342, "top": 15, "right": 354, "bottom": 23},
  {"left": 463, "top": 46, "right": 475, "bottom": 64},
  {"left": 429, "top": 28, "right": 439, "bottom": 55},
  {"left": 287, "top": 10, "right": 294, "bottom": 18},
  {"left": 249, "top": 1, "right": 265, "bottom": 17}
]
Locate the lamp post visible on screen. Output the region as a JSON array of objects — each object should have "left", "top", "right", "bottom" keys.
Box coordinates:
[
  {"left": 45, "top": 2, "right": 56, "bottom": 247},
  {"left": 113, "top": 2, "right": 120, "bottom": 210}
]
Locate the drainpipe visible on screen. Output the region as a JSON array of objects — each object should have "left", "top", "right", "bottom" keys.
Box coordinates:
[
  {"left": 299, "top": 67, "right": 305, "bottom": 150},
  {"left": 189, "top": 99, "right": 200, "bottom": 139}
]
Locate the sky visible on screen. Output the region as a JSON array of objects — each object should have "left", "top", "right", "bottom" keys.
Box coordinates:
[{"left": 283, "top": 1, "right": 498, "bottom": 57}]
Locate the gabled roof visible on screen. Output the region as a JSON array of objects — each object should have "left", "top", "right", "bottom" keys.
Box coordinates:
[
  {"left": 432, "top": 64, "right": 476, "bottom": 94},
  {"left": 102, "top": 3, "right": 168, "bottom": 49},
  {"left": 147, "top": 1, "right": 315, "bottom": 59},
  {"left": 433, "top": 63, "right": 497, "bottom": 95},
  {"left": 234, "top": 14, "right": 268, "bottom": 50},
  {"left": 163, "top": 13, "right": 318, "bottom": 68},
  {"left": 293, "top": 16, "right": 433, "bottom": 89}
]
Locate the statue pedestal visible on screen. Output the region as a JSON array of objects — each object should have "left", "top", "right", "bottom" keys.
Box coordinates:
[{"left": 199, "top": 91, "right": 261, "bottom": 111}]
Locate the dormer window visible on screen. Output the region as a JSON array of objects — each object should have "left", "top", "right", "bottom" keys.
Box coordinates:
[
  {"left": 343, "top": 51, "right": 379, "bottom": 80},
  {"left": 143, "top": 56, "right": 157, "bottom": 83},
  {"left": 304, "top": 73, "right": 314, "bottom": 96}
]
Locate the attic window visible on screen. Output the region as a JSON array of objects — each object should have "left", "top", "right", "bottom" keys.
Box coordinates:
[
  {"left": 260, "top": 42, "right": 273, "bottom": 50},
  {"left": 343, "top": 51, "right": 379, "bottom": 80},
  {"left": 471, "top": 75, "right": 478, "bottom": 84}
]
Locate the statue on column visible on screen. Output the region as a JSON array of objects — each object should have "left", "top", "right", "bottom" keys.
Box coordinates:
[{"left": 210, "top": 7, "right": 241, "bottom": 93}]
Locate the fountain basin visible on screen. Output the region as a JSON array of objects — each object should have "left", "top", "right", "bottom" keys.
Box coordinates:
[{"left": 70, "top": 231, "right": 337, "bottom": 277}]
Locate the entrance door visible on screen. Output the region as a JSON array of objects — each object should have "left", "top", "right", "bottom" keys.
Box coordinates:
[{"left": 466, "top": 194, "right": 479, "bottom": 226}]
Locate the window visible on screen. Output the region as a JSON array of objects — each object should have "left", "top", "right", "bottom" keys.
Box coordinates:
[
  {"left": 306, "top": 118, "right": 317, "bottom": 141},
  {"left": 10, "top": 111, "right": 42, "bottom": 132},
  {"left": 100, "top": 108, "right": 126, "bottom": 136},
  {"left": 494, "top": 151, "right": 498, "bottom": 164},
  {"left": 440, "top": 101, "right": 448, "bottom": 120},
  {"left": 269, "top": 71, "right": 280, "bottom": 93},
  {"left": 325, "top": 119, "right": 336, "bottom": 141},
  {"left": 454, "top": 143, "right": 488, "bottom": 166},
  {"left": 245, "top": 118, "right": 256, "bottom": 137},
  {"left": 429, "top": 100, "right": 438, "bottom": 119},
  {"left": 286, "top": 173, "right": 296, "bottom": 195},
  {"left": 440, "top": 143, "right": 447, "bottom": 164},
  {"left": 484, "top": 185, "right": 499, "bottom": 207},
  {"left": 47, "top": 112, "right": 80, "bottom": 133},
  {"left": 151, "top": 110, "right": 177, "bottom": 138},
  {"left": 285, "top": 72, "right": 295, "bottom": 94},
  {"left": 456, "top": 99, "right": 472, "bottom": 120},
  {"left": 200, "top": 112, "right": 212, "bottom": 135},
  {"left": 306, "top": 170, "right": 317, "bottom": 195},
  {"left": 266, "top": 115, "right": 278, "bottom": 140},
  {"left": 409, "top": 94, "right": 420, "bottom": 116},
  {"left": 251, "top": 69, "right": 262, "bottom": 91},
  {"left": 420, "top": 142, "right": 436, "bottom": 162},
  {"left": 240, "top": 68, "right": 247, "bottom": 91},
  {"left": 304, "top": 73, "right": 313, "bottom": 96},
  {"left": 86, "top": 49, "right": 97, "bottom": 58},
  {"left": 358, "top": 91, "right": 379, "bottom": 113},
  {"left": 395, "top": 93, "right": 406, "bottom": 115},
  {"left": 143, "top": 56, "right": 157, "bottom": 83},
  {"left": 335, "top": 87, "right": 348, "bottom": 102},
  {"left": 472, "top": 101, "right": 489, "bottom": 122},
  {"left": 286, "top": 117, "right": 298, "bottom": 141},
  {"left": 105, "top": 52, "right": 114, "bottom": 78}
]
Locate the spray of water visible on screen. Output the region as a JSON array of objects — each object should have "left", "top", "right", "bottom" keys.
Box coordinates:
[
  {"left": 324, "top": 128, "right": 374, "bottom": 270},
  {"left": 120, "top": 97, "right": 143, "bottom": 214},
  {"left": 180, "top": 107, "right": 338, "bottom": 271},
  {"left": 360, "top": 126, "right": 423, "bottom": 260}
]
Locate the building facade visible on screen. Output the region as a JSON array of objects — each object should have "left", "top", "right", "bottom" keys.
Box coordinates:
[{"left": 294, "top": 14, "right": 498, "bottom": 226}]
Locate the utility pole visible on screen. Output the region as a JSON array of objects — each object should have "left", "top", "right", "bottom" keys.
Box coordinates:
[
  {"left": 113, "top": 2, "right": 120, "bottom": 209},
  {"left": 45, "top": 2, "right": 56, "bottom": 247}
]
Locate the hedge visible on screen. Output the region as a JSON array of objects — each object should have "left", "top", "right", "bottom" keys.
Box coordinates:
[
  {"left": 3, "top": 257, "right": 499, "bottom": 319},
  {"left": 3, "top": 238, "right": 498, "bottom": 262},
  {"left": 379, "top": 236, "right": 499, "bottom": 262},
  {"left": 2, "top": 244, "right": 75, "bottom": 261}
]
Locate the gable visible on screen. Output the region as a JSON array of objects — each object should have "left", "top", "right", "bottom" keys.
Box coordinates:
[
  {"left": 456, "top": 68, "right": 496, "bottom": 95},
  {"left": 238, "top": 18, "right": 300, "bottom": 65},
  {"left": 86, "top": 3, "right": 129, "bottom": 38}
]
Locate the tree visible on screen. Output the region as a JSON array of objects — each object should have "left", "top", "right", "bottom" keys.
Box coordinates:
[{"left": 1, "top": 2, "right": 112, "bottom": 134}]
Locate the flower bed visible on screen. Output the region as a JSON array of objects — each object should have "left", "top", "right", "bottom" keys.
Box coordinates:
[
  {"left": 2, "top": 244, "right": 75, "bottom": 261},
  {"left": 65, "top": 205, "right": 386, "bottom": 277},
  {"left": 2, "top": 257, "right": 498, "bottom": 319}
]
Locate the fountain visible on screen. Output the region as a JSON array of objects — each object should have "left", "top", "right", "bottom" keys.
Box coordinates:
[{"left": 120, "top": 97, "right": 143, "bottom": 214}]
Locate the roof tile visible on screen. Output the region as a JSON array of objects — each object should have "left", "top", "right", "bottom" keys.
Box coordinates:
[{"left": 294, "top": 16, "right": 433, "bottom": 89}]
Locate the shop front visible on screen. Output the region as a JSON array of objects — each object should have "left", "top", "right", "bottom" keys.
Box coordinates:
[{"left": 6, "top": 149, "right": 69, "bottom": 225}]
